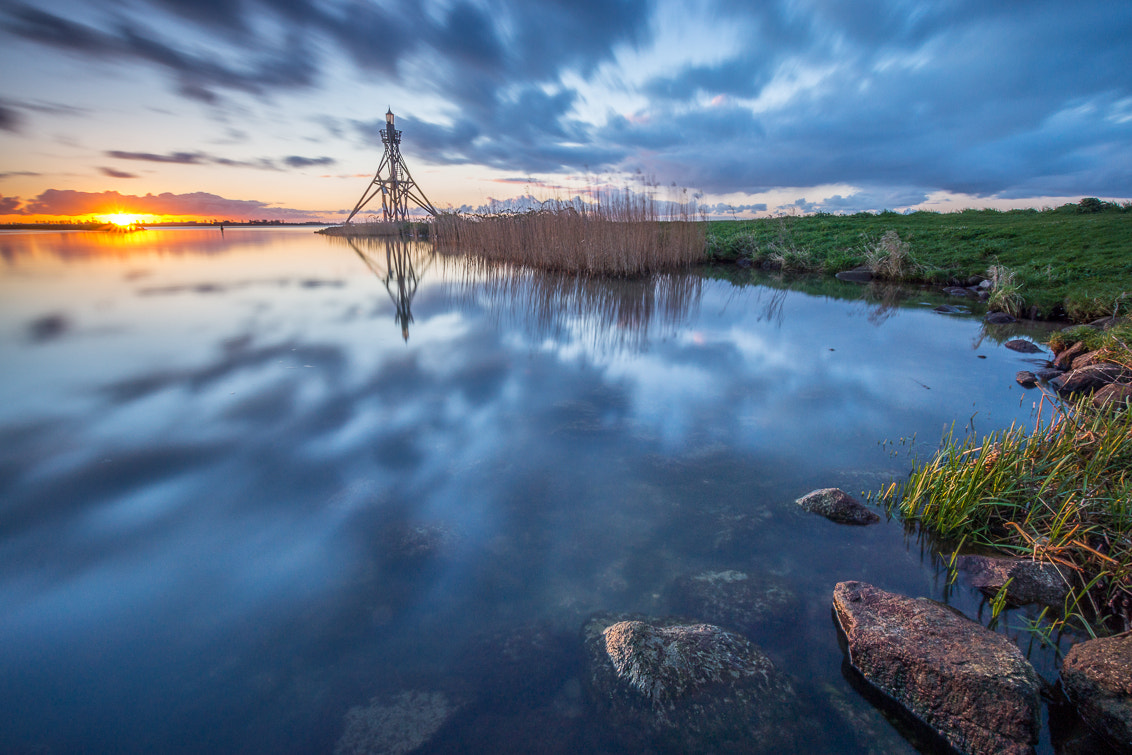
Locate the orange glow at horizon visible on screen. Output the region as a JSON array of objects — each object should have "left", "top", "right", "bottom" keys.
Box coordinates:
[{"left": 100, "top": 212, "right": 144, "bottom": 226}]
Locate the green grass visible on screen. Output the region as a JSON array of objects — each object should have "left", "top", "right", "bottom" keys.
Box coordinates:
[
  {"left": 878, "top": 387, "right": 1132, "bottom": 637},
  {"left": 706, "top": 203, "right": 1132, "bottom": 322}
]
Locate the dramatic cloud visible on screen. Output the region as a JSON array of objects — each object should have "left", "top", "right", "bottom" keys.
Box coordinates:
[
  {"left": 0, "top": 195, "right": 23, "bottom": 213},
  {"left": 104, "top": 150, "right": 333, "bottom": 172},
  {"left": 17, "top": 189, "right": 327, "bottom": 220},
  {"left": 2, "top": 1, "right": 1130, "bottom": 208}
]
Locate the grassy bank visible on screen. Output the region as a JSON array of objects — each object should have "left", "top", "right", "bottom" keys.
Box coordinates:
[
  {"left": 878, "top": 323, "right": 1132, "bottom": 638},
  {"left": 707, "top": 201, "right": 1132, "bottom": 321}
]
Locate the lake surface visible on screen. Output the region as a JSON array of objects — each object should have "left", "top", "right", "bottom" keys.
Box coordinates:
[{"left": 0, "top": 228, "right": 1068, "bottom": 753}]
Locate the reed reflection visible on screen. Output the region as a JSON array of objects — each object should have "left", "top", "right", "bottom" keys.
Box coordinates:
[
  {"left": 343, "top": 236, "right": 435, "bottom": 342},
  {"left": 442, "top": 256, "right": 703, "bottom": 355}
]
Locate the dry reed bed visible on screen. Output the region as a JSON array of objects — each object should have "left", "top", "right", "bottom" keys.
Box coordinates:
[{"left": 433, "top": 189, "right": 706, "bottom": 277}]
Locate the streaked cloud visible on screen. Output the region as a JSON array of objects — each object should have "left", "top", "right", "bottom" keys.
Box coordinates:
[{"left": 98, "top": 167, "right": 139, "bottom": 178}]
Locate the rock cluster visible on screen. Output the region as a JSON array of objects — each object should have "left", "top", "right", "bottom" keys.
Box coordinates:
[{"left": 1039, "top": 321, "right": 1132, "bottom": 406}]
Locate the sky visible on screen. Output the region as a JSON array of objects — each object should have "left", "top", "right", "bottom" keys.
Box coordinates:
[{"left": 1, "top": 0, "right": 1130, "bottom": 223}]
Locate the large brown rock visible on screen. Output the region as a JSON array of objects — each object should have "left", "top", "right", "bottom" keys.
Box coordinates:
[
  {"left": 1061, "top": 634, "right": 1132, "bottom": 750},
  {"left": 958, "top": 555, "right": 1071, "bottom": 607},
  {"left": 1055, "top": 364, "right": 1130, "bottom": 395},
  {"left": 582, "top": 613, "right": 801, "bottom": 753},
  {"left": 796, "top": 487, "right": 880, "bottom": 525},
  {"left": 1054, "top": 341, "right": 1088, "bottom": 370},
  {"left": 832, "top": 581, "right": 1041, "bottom": 755},
  {"left": 1070, "top": 350, "right": 1106, "bottom": 370}
]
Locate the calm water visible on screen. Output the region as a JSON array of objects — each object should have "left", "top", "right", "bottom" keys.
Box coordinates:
[{"left": 0, "top": 228, "right": 1065, "bottom": 753}]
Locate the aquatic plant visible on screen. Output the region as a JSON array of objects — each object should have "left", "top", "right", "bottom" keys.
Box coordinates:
[
  {"left": 433, "top": 186, "right": 705, "bottom": 277},
  {"left": 880, "top": 391, "right": 1132, "bottom": 636}
]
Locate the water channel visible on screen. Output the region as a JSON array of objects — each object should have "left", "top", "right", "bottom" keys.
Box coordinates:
[{"left": 0, "top": 228, "right": 1075, "bottom": 753}]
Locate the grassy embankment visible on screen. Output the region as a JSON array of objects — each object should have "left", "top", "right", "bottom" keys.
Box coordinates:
[
  {"left": 877, "top": 321, "right": 1132, "bottom": 639},
  {"left": 705, "top": 201, "right": 1132, "bottom": 322}
]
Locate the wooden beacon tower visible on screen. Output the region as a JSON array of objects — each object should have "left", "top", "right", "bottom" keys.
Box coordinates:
[{"left": 345, "top": 109, "right": 438, "bottom": 223}]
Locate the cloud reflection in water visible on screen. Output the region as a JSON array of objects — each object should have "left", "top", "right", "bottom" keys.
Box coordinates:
[{"left": 0, "top": 229, "right": 1053, "bottom": 754}]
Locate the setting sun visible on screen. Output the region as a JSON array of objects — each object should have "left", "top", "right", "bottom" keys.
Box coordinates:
[{"left": 101, "top": 212, "right": 143, "bottom": 226}]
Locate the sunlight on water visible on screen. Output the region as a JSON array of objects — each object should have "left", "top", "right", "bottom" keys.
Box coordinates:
[{"left": 0, "top": 228, "right": 1066, "bottom": 753}]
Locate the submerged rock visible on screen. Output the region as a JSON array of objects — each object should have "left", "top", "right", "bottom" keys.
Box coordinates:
[
  {"left": 1061, "top": 634, "right": 1132, "bottom": 751},
  {"left": 933, "top": 303, "right": 970, "bottom": 314},
  {"left": 832, "top": 581, "right": 1041, "bottom": 755},
  {"left": 1037, "top": 367, "right": 1065, "bottom": 381},
  {"left": 582, "top": 612, "right": 801, "bottom": 753},
  {"left": 986, "top": 312, "right": 1017, "bottom": 324},
  {"left": 1016, "top": 370, "right": 1038, "bottom": 388},
  {"left": 958, "top": 554, "right": 1070, "bottom": 607},
  {"left": 667, "top": 570, "right": 796, "bottom": 637},
  {"left": 334, "top": 690, "right": 455, "bottom": 755},
  {"left": 795, "top": 488, "right": 880, "bottom": 525},
  {"left": 1005, "top": 339, "right": 1044, "bottom": 354},
  {"left": 836, "top": 266, "right": 874, "bottom": 283},
  {"left": 378, "top": 521, "right": 461, "bottom": 562}
]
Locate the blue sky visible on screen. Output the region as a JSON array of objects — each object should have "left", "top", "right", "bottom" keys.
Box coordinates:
[{"left": 1, "top": 0, "right": 1130, "bottom": 221}]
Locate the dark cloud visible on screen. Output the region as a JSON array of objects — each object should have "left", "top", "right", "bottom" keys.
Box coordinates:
[
  {"left": 0, "top": 102, "right": 22, "bottom": 132},
  {"left": 107, "top": 150, "right": 205, "bottom": 164},
  {"left": 2, "top": 1, "right": 1130, "bottom": 200},
  {"left": 0, "top": 195, "right": 23, "bottom": 213},
  {"left": 26, "top": 313, "right": 70, "bottom": 343},
  {"left": 99, "top": 167, "right": 139, "bottom": 178},
  {"left": 283, "top": 155, "right": 335, "bottom": 168},
  {"left": 0, "top": 2, "right": 320, "bottom": 103},
  {"left": 20, "top": 188, "right": 326, "bottom": 220},
  {"left": 105, "top": 150, "right": 329, "bottom": 171}
]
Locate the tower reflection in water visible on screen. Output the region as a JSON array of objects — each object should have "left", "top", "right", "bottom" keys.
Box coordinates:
[{"left": 346, "top": 236, "right": 435, "bottom": 342}]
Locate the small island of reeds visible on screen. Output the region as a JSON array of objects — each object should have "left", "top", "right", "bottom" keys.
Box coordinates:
[{"left": 433, "top": 187, "right": 705, "bottom": 277}]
